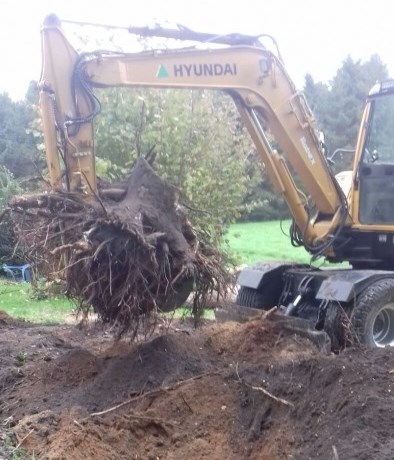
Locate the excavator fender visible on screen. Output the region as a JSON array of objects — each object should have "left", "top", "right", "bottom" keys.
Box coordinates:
[
  {"left": 236, "top": 261, "right": 309, "bottom": 310},
  {"left": 237, "top": 261, "right": 306, "bottom": 290},
  {"left": 315, "top": 269, "right": 394, "bottom": 303}
]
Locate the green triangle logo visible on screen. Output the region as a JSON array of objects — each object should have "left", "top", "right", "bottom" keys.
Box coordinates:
[{"left": 156, "top": 64, "right": 169, "bottom": 78}]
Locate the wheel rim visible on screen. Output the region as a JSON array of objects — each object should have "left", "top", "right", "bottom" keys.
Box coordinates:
[{"left": 373, "top": 303, "right": 394, "bottom": 346}]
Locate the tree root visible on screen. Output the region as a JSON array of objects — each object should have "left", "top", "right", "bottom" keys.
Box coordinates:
[
  {"left": 235, "top": 363, "right": 294, "bottom": 408},
  {"left": 9, "top": 158, "right": 232, "bottom": 337}
]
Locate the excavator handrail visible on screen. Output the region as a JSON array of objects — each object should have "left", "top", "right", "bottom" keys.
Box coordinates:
[{"left": 60, "top": 17, "right": 283, "bottom": 59}]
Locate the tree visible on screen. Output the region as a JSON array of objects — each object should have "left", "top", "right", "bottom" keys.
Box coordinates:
[
  {"left": 304, "top": 55, "right": 388, "bottom": 171},
  {"left": 0, "top": 84, "right": 43, "bottom": 263},
  {"left": 242, "top": 54, "right": 390, "bottom": 222},
  {"left": 238, "top": 151, "right": 289, "bottom": 222},
  {"left": 0, "top": 166, "right": 23, "bottom": 263},
  {"left": 0, "top": 92, "right": 40, "bottom": 178},
  {"left": 94, "top": 87, "right": 254, "bottom": 237}
]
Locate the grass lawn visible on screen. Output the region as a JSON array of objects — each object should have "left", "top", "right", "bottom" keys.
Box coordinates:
[
  {"left": 0, "top": 281, "right": 74, "bottom": 324},
  {"left": 225, "top": 220, "right": 312, "bottom": 265}
]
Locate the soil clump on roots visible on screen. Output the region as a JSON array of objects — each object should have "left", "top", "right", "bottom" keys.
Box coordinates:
[{"left": 8, "top": 158, "right": 229, "bottom": 336}]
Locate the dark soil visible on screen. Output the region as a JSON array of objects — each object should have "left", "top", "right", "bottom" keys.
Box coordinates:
[{"left": 1, "top": 311, "right": 394, "bottom": 459}]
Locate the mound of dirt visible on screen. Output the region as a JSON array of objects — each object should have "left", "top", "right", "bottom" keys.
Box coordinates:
[{"left": 1, "top": 312, "right": 394, "bottom": 459}]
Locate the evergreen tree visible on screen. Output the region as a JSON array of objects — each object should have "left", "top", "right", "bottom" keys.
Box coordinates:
[{"left": 304, "top": 55, "right": 388, "bottom": 171}]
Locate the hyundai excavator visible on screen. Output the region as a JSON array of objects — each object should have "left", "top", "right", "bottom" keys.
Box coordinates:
[{"left": 39, "top": 15, "right": 394, "bottom": 348}]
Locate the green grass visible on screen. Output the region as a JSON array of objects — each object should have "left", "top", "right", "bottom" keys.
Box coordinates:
[
  {"left": 225, "top": 220, "right": 312, "bottom": 265},
  {"left": 0, "top": 281, "right": 73, "bottom": 324},
  {"left": 164, "top": 307, "right": 215, "bottom": 320}
]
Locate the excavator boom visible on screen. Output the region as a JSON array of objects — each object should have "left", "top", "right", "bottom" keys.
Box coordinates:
[{"left": 40, "top": 16, "right": 348, "bottom": 255}]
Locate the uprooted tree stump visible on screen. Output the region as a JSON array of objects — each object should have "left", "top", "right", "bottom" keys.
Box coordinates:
[{"left": 8, "top": 158, "right": 231, "bottom": 336}]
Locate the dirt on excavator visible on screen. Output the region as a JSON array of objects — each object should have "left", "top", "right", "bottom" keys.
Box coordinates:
[{"left": 1, "top": 310, "right": 394, "bottom": 460}]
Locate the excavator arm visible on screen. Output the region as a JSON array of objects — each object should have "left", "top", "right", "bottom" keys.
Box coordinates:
[{"left": 39, "top": 15, "right": 349, "bottom": 255}]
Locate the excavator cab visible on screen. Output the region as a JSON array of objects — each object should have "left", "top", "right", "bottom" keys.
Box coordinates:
[{"left": 358, "top": 80, "right": 394, "bottom": 225}]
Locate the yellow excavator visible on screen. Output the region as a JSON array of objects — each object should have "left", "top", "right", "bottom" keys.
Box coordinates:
[{"left": 40, "top": 15, "right": 394, "bottom": 348}]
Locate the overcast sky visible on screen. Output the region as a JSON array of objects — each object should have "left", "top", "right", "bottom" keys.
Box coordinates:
[{"left": 1, "top": 0, "right": 393, "bottom": 100}]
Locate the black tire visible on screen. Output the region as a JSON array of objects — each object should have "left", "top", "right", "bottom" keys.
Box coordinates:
[
  {"left": 236, "top": 261, "right": 290, "bottom": 310},
  {"left": 351, "top": 278, "right": 394, "bottom": 347},
  {"left": 236, "top": 286, "right": 272, "bottom": 310},
  {"left": 324, "top": 303, "right": 346, "bottom": 352}
]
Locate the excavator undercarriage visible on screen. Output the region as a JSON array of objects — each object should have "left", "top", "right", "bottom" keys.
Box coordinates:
[{"left": 235, "top": 262, "right": 394, "bottom": 348}]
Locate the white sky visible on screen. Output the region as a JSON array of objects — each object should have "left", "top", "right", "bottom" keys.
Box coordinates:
[{"left": 1, "top": 0, "right": 393, "bottom": 100}]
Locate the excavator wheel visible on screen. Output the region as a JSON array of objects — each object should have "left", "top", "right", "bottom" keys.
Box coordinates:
[
  {"left": 236, "top": 286, "right": 280, "bottom": 310},
  {"left": 236, "top": 286, "right": 266, "bottom": 309},
  {"left": 323, "top": 303, "right": 346, "bottom": 352},
  {"left": 236, "top": 261, "right": 290, "bottom": 310},
  {"left": 351, "top": 278, "right": 394, "bottom": 347},
  {"left": 292, "top": 301, "right": 345, "bottom": 352}
]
